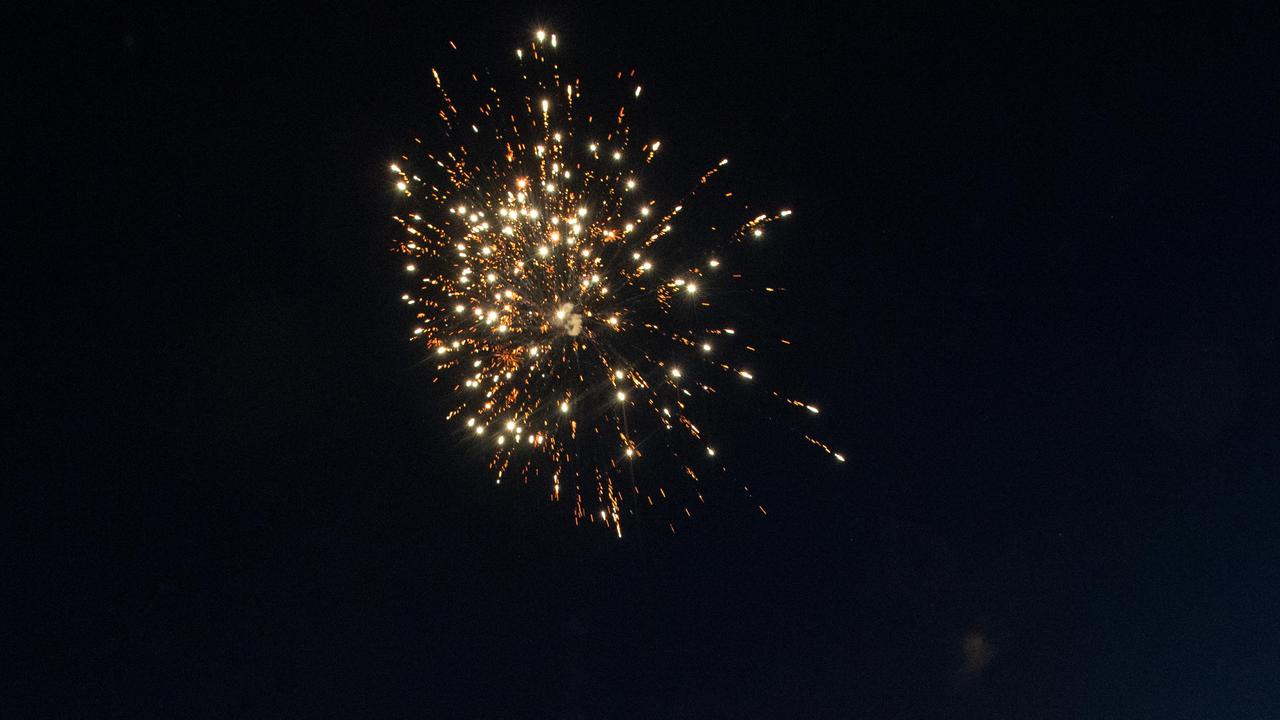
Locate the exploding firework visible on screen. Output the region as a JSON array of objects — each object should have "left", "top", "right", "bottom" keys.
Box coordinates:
[{"left": 389, "top": 29, "right": 843, "bottom": 535}]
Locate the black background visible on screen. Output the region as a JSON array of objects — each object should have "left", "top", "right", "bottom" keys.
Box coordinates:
[{"left": 15, "top": 2, "right": 1280, "bottom": 717}]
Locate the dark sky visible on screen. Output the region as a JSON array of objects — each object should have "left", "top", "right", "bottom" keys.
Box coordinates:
[{"left": 17, "top": 2, "right": 1280, "bottom": 717}]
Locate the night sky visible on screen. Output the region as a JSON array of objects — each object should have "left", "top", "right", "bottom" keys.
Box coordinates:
[{"left": 18, "top": 2, "right": 1280, "bottom": 717}]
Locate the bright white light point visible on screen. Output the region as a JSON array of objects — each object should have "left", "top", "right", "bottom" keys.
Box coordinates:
[
  {"left": 719, "top": 158, "right": 729, "bottom": 166},
  {"left": 806, "top": 405, "right": 820, "bottom": 414},
  {"left": 560, "top": 402, "right": 569, "bottom": 413},
  {"left": 505, "top": 421, "right": 515, "bottom": 431},
  {"left": 589, "top": 143, "right": 598, "bottom": 152},
  {"left": 780, "top": 209, "right": 792, "bottom": 216},
  {"left": 389, "top": 164, "right": 399, "bottom": 172},
  {"left": 640, "top": 207, "right": 650, "bottom": 216},
  {"left": 475, "top": 426, "right": 484, "bottom": 435},
  {"left": 652, "top": 141, "right": 661, "bottom": 150},
  {"left": 702, "top": 343, "right": 712, "bottom": 352},
  {"left": 686, "top": 283, "right": 697, "bottom": 294},
  {"left": 540, "top": 98, "right": 549, "bottom": 112},
  {"left": 481, "top": 246, "right": 492, "bottom": 255},
  {"left": 616, "top": 391, "right": 625, "bottom": 401},
  {"left": 834, "top": 453, "right": 846, "bottom": 462},
  {"left": 724, "top": 328, "right": 735, "bottom": 334},
  {"left": 739, "top": 370, "right": 753, "bottom": 380},
  {"left": 485, "top": 273, "right": 495, "bottom": 282},
  {"left": 413, "top": 327, "right": 423, "bottom": 335},
  {"left": 536, "top": 30, "right": 545, "bottom": 41},
  {"left": 614, "top": 370, "right": 624, "bottom": 379},
  {"left": 396, "top": 182, "right": 407, "bottom": 191},
  {"left": 405, "top": 264, "right": 416, "bottom": 272},
  {"left": 625, "top": 448, "right": 634, "bottom": 457},
  {"left": 612, "top": 151, "right": 622, "bottom": 160},
  {"left": 709, "top": 259, "right": 720, "bottom": 267},
  {"left": 607, "top": 316, "right": 618, "bottom": 325},
  {"left": 538, "top": 246, "right": 549, "bottom": 257},
  {"left": 466, "top": 418, "right": 475, "bottom": 427},
  {"left": 753, "top": 229, "right": 763, "bottom": 237},
  {"left": 436, "top": 346, "right": 446, "bottom": 355},
  {"left": 401, "top": 294, "right": 409, "bottom": 300},
  {"left": 671, "top": 367, "right": 682, "bottom": 378},
  {"left": 626, "top": 179, "right": 636, "bottom": 189},
  {"left": 551, "top": 33, "right": 557, "bottom": 47},
  {"left": 577, "top": 207, "right": 587, "bottom": 217},
  {"left": 553, "top": 132, "right": 562, "bottom": 142},
  {"left": 634, "top": 86, "right": 642, "bottom": 97},
  {"left": 707, "top": 447, "right": 716, "bottom": 456},
  {"left": 497, "top": 436, "right": 505, "bottom": 445}
]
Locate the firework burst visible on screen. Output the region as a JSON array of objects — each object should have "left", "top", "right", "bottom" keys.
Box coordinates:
[{"left": 389, "top": 29, "right": 843, "bottom": 535}]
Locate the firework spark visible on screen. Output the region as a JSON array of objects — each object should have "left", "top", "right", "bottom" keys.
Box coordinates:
[{"left": 389, "top": 29, "right": 843, "bottom": 535}]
